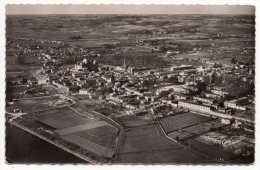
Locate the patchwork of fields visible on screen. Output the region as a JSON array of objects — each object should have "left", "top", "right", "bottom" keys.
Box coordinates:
[{"left": 33, "top": 105, "right": 118, "bottom": 158}]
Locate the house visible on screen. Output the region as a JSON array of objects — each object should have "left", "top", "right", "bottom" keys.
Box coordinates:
[
  {"left": 174, "top": 94, "right": 189, "bottom": 100},
  {"left": 79, "top": 88, "right": 89, "bottom": 95},
  {"left": 109, "top": 94, "right": 123, "bottom": 104},
  {"left": 72, "top": 71, "right": 85, "bottom": 78},
  {"left": 193, "top": 96, "right": 214, "bottom": 104},
  {"left": 145, "top": 95, "right": 160, "bottom": 103},
  {"left": 224, "top": 97, "right": 249, "bottom": 110}
]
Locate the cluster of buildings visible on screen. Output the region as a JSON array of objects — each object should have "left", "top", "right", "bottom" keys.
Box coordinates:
[
  {"left": 37, "top": 52, "right": 255, "bottom": 126},
  {"left": 8, "top": 37, "right": 255, "bottom": 128}
]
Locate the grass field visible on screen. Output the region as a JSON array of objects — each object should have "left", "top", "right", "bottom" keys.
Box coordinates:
[
  {"left": 6, "top": 85, "right": 28, "bottom": 99},
  {"left": 168, "top": 120, "right": 225, "bottom": 140},
  {"left": 116, "top": 147, "right": 214, "bottom": 164},
  {"left": 55, "top": 121, "right": 108, "bottom": 135},
  {"left": 35, "top": 107, "right": 96, "bottom": 129},
  {"left": 34, "top": 105, "right": 118, "bottom": 157},
  {"left": 75, "top": 125, "right": 118, "bottom": 148},
  {"left": 6, "top": 64, "right": 29, "bottom": 72},
  {"left": 117, "top": 125, "right": 213, "bottom": 163},
  {"left": 6, "top": 97, "right": 55, "bottom": 113},
  {"left": 122, "top": 125, "right": 178, "bottom": 153},
  {"left": 70, "top": 104, "right": 96, "bottom": 119},
  {"left": 160, "top": 112, "right": 213, "bottom": 133},
  {"left": 6, "top": 85, "right": 60, "bottom": 99},
  {"left": 6, "top": 95, "right": 73, "bottom": 113},
  {"left": 113, "top": 115, "right": 154, "bottom": 128},
  {"left": 63, "top": 134, "right": 113, "bottom": 158},
  {"left": 185, "top": 139, "right": 238, "bottom": 162}
]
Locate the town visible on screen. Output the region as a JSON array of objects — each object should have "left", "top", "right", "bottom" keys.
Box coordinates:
[{"left": 6, "top": 14, "right": 255, "bottom": 164}]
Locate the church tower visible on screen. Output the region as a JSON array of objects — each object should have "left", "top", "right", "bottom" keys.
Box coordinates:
[
  {"left": 110, "top": 73, "right": 115, "bottom": 84},
  {"left": 123, "top": 59, "right": 128, "bottom": 72}
]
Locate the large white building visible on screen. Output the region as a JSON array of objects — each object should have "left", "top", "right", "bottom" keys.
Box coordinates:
[
  {"left": 178, "top": 100, "right": 211, "bottom": 114},
  {"left": 171, "top": 65, "right": 195, "bottom": 71}
]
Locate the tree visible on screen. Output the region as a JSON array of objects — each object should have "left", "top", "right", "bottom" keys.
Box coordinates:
[
  {"left": 159, "top": 45, "right": 168, "bottom": 53},
  {"left": 214, "top": 75, "right": 223, "bottom": 85},
  {"left": 163, "top": 75, "right": 168, "bottom": 80},
  {"left": 56, "top": 24, "right": 64, "bottom": 28},
  {"left": 142, "top": 79, "right": 149, "bottom": 87},
  {"left": 231, "top": 57, "right": 236, "bottom": 64},
  {"left": 202, "top": 75, "right": 210, "bottom": 83},
  {"left": 22, "top": 77, "right": 28, "bottom": 84},
  {"left": 16, "top": 54, "right": 23, "bottom": 64},
  {"left": 168, "top": 76, "right": 178, "bottom": 84},
  {"left": 196, "top": 82, "right": 206, "bottom": 95}
]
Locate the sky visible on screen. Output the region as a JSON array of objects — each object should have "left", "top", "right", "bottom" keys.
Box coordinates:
[{"left": 6, "top": 5, "right": 255, "bottom": 15}]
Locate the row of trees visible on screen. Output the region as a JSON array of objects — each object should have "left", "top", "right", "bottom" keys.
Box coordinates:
[{"left": 69, "top": 35, "right": 82, "bottom": 40}]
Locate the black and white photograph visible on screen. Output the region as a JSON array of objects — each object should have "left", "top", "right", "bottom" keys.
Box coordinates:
[{"left": 2, "top": 1, "right": 258, "bottom": 167}]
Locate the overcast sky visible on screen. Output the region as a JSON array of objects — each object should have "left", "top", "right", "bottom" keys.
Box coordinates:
[{"left": 6, "top": 5, "right": 255, "bottom": 15}]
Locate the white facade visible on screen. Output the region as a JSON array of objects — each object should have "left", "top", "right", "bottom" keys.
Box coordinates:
[
  {"left": 178, "top": 101, "right": 211, "bottom": 113},
  {"left": 79, "top": 88, "right": 89, "bottom": 95},
  {"left": 211, "top": 90, "right": 229, "bottom": 96},
  {"left": 224, "top": 97, "right": 248, "bottom": 111}
]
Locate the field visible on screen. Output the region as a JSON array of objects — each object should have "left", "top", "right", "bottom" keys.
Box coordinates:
[
  {"left": 6, "top": 95, "right": 73, "bottom": 113},
  {"left": 160, "top": 112, "right": 213, "bottom": 133},
  {"left": 117, "top": 125, "right": 214, "bottom": 163},
  {"left": 70, "top": 103, "right": 96, "bottom": 119},
  {"left": 184, "top": 139, "right": 242, "bottom": 162},
  {"left": 71, "top": 97, "right": 125, "bottom": 118},
  {"left": 6, "top": 15, "right": 255, "bottom": 68},
  {"left": 6, "top": 85, "right": 28, "bottom": 99},
  {"left": 55, "top": 121, "right": 109, "bottom": 135},
  {"left": 6, "top": 85, "right": 61, "bottom": 100},
  {"left": 75, "top": 125, "right": 118, "bottom": 148},
  {"left": 61, "top": 123, "right": 118, "bottom": 158},
  {"left": 6, "top": 46, "right": 42, "bottom": 81},
  {"left": 6, "top": 65, "right": 40, "bottom": 80},
  {"left": 33, "top": 105, "right": 118, "bottom": 158},
  {"left": 168, "top": 120, "right": 226, "bottom": 141},
  {"left": 62, "top": 134, "right": 114, "bottom": 158},
  {"left": 113, "top": 115, "right": 155, "bottom": 128},
  {"left": 122, "top": 125, "right": 174, "bottom": 153},
  {"left": 35, "top": 107, "right": 95, "bottom": 129}
]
